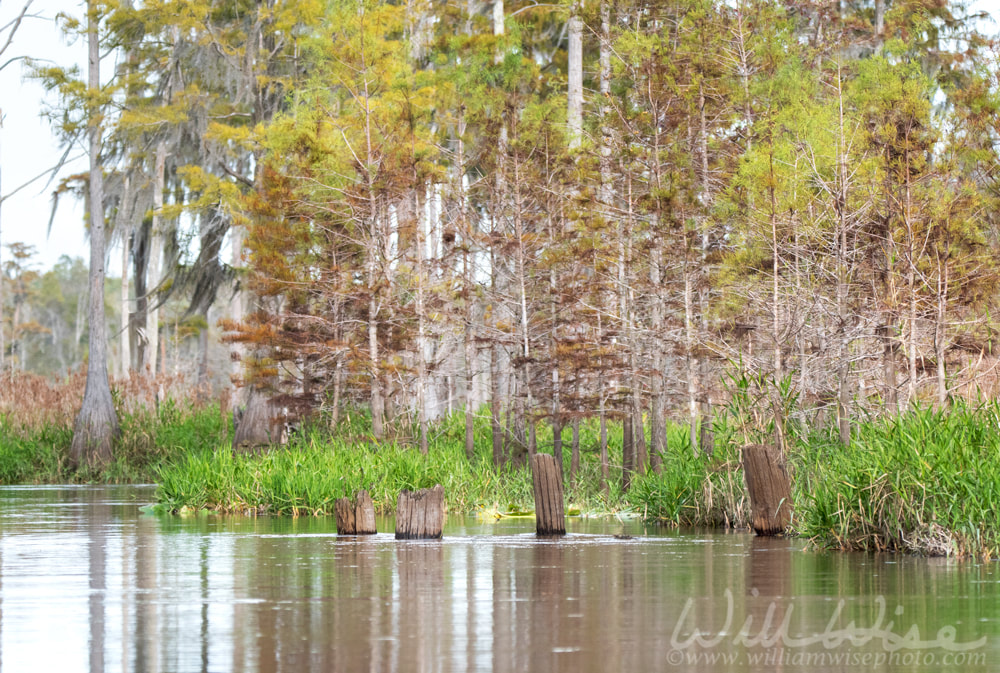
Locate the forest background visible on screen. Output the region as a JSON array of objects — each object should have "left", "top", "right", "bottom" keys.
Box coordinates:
[{"left": 2, "top": 0, "right": 1000, "bottom": 555}]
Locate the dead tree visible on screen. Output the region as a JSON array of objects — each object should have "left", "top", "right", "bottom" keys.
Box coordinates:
[
  {"left": 742, "top": 443, "right": 792, "bottom": 535},
  {"left": 336, "top": 490, "right": 377, "bottom": 535},
  {"left": 395, "top": 485, "right": 445, "bottom": 539},
  {"left": 532, "top": 453, "right": 566, "bottom": 535}
]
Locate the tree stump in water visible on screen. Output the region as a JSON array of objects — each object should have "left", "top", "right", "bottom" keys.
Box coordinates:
[
  {"left": 532, "top": 453, "right": 566, "bottom": 536},
  {"left": 742, "top": 443, "right": 793, "bottom": 535},
  {"left": 395, "top": 485, "right": 445, "bottom": 539},
  {"left": 336, "top": 489, "right": 377, "bottom": 535}
]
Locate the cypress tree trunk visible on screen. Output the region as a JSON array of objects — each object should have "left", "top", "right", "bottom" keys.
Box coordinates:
[
  {"left": 118, "top": 184, "right": 132, "bottom": 376},
  {"left": 649, "top": 239, "right": 665, "bottom": 474},
  {"left": 622, "top": 410, "right": 633, "bottom": 491},
  {"left": 415, "top": 185, "right": 429, "bottom": 455},
  {"left": 491, "top": 342, "right": 504, "bottom": 468},
  {"left": 835, "top": 69, "right": 851, "bottom": 447},
  {"left": 197, "top": 309, "right": 209, "bottom": 393},
  {"left": 233, "top": 387, "right": 280, "bottom": 451},
  {"left": 145, "top": 141, "right": 166, "bottom": 376},
  {"left": 229, "top": 222, "right": 244, "bottom": 389},
  {"left": 566, "top": 3, "right": 583, "bottom": 149},
  {"left": 570, "top": 418, "right": 580, "bottom": 483},
  {"left": 458, "top": 109, "right": 476, "bottom": 462},
  {"left": 935, "top": 254, "right": 950, "bottom": 407},
  {"left": 71, "top": 1, "right": 119, "bottom": 468},
  {"left": 464, "top": 324, "right": 476, "bottom": 461},
  {"left": 685, "top": 256, "right": 699, "bottom": 454},
  {"left": 552, "top": 371, "right": 562, "bottom": 480},
  {"left": 330, "top": 356, "right": 342, "bottom": 427},
  {"left": 697, "top": 82, "right": 714, "bottom": 457},
  {"left": 598, "top": 329, "right": 609, "bottom": 495}
]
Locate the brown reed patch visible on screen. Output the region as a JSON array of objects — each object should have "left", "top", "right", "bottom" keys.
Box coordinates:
[
  {"left": 112, "top": 370, "right": 192, "bottom": 413},
  {"left": 0, "top": 369, "right": 212, "bottom": 434},
  {"left": 0, "top": 369, "right": 86, "bottom": 431}
]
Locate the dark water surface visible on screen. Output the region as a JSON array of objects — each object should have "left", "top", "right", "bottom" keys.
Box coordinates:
[{"left": 0, "top": 486, "right": 997, "bottom": 672}]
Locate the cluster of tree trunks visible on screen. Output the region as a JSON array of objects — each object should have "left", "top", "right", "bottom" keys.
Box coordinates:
[{"left": 31, "top": 0, "right": 997, "bottom": 474}]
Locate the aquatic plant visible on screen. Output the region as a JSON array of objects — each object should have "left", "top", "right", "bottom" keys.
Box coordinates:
[{"left": 793, "top": 402, "right": 1000, "bottom": 559}]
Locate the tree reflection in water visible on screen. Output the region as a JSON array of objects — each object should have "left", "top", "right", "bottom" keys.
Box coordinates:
[{"left": 0, "top": 489, "right": 995, "bottom": 673}]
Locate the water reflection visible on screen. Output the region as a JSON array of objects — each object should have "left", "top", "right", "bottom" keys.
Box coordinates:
[
  {"left": 87, "top": 493, "right": 107, "bottom": 673},
  {"left": 0, "top": 487, "right": 996, "bottom": 673}
]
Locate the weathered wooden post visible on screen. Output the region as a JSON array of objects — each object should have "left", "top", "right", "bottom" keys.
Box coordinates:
[
  {"left": 532, "top": 453, "right": 566, "bottom": 536},
  {"left": 336, "top": 489, "right": 377, "bottom": 535},
  {"left": 742, "top": 444, "right": 792, "bottom": 535},
  {"left": 395, "top": 484, "right": 445, "bottom": 539}
]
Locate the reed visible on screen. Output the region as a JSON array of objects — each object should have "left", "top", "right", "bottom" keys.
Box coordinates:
[
  {"left": 0, "top": 370, "right": 229, "bottom": 484},
  {"left": 628, "top": 424, "right": 751, "bottom": 527},
  {"left": 628, "top": 391, "right": 1000, "bottom": 559},
  {"left": 5, "top": 365, "right": 1000, "bottom": 558},
  {"left": 154, "top": 423, "right": 606, "bottom": 516},
  {"left": 794, "top": 402, "right": 1000, "bottom": 559}
]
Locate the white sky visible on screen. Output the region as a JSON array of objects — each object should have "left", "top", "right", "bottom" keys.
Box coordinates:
[
  {"left": 1, "top": 0, "right": 86, "bottom": 272},
  {"left": 0, "top": 0, "right": 998, "bottom": 274}
]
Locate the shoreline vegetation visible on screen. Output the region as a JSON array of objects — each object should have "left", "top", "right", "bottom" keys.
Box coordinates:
[{"left": 1, "top": 374, "right": 998, "bottom": 560}]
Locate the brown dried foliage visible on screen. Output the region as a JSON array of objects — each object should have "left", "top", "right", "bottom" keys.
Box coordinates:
[{"left": 0, "top": 369, "right": 205, "bottom": 434}]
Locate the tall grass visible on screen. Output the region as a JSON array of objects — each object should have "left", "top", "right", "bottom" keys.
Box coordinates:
[
  {"left": 155, "top": 414, "right": 631, "bottom": 515},
  {"left": 156, "top": 437, "right": 527, "bottom": 515},
  {"left": 5, "top": 369, "right": 1000, "bottom": 558},
  {"left": 794, "top": 402, "right": 1000, "bottom": 559},
  {"left": 623, "top": 372, "right": 1000, "bottom": 559},
  {"left": 0, "top": 371, "right": 230, "bottom": 484},
  {"left": 628, "top": 424, "right": 750, "bottom": 527}
]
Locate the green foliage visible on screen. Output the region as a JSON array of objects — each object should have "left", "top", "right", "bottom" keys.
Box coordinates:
[
  {"left": 4, "top": 383, "right": 1000, "bottom": 559},
  {"left": 154, "top": 410, "right": 630, "bottom": 515},
  {"left": 794, "top": 402, "right": 1000, "bottom": 559},
  {"left": 0, "top": 401, "right": 229, "bottom": 485},
  {"left": 0, "top": 418, "right": 71, "bottom": 484},
  {"left": 632, "top": 397, "right": 1000, "bottom": 559},
  {"left": 712, "top": 368, "right": 800, "bottom": 450},
  {"left": 629, "top": 439, "right": 748, "bottom": 527},
  {"left": 11, "top": 0, "right": 1000, "bottom": 563}
]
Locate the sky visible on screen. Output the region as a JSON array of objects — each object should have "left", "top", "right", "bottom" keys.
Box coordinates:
[
  {"left": 0, "top": 0, "right": 998, "bottom": 274},
  {"left": 1, "top": 0, "right": 87, "bottom": 273}
]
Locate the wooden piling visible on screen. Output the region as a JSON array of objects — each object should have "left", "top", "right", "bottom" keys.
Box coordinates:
[
  {"left": 395, "top": 484, "right": 445, "bottom": 539},
  {"left": 742, "top": 444, "right": 792, "bottom": 535},
  {"left": 532, "top": 453, "right": 566, "bottom": 536},
  {"left": 335, "top": 489, "right": 377, "bottom": 535}
]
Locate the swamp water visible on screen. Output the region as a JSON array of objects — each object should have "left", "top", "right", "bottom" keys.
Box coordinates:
[{"left": 0, "top": 485, "right": 997, "bottom": 672}]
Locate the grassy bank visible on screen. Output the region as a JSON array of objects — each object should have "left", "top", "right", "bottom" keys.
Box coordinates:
[
  {"left": 0, "top": 387, "right": 230, "bottom": 484},
  {"left": 152, "top": 411, "right": 751, "bottom": 520},
  {"left": 628, "top": 401, "right": 1000, "bottom": 559},
  {"left": 155, "top": 414, "right": 625, "bottom": 515},
  {"left": 4, "top": 369, "right": 999, "bottom": 558},
  {"left": 0, "top": 371, "right": 232, "bottom": 484},
  {"left": 792, "top": 404, "right": 1000, "bottom": 559}
]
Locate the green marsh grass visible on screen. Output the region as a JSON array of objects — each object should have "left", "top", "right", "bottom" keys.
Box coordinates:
[
  {"left": 0, "top": 396, "right": 230, "bottom": 484},
  {"left": 628, "top": 423, "right": 750, "bottom": 527},
  {"left": 793, "top": 402, "right": 1000, "bottom": 559},
  {"left": 5, "top": 366, "right": 1000, "bottom": 559},
  {"left": 624, "top": 396, "right": 1000, "bottom": 559},
  {"left": 154, "top": 413, "right": 630, "bottom": 516}
]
